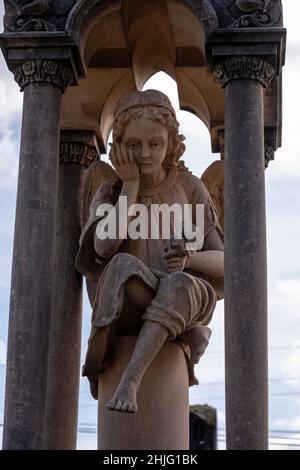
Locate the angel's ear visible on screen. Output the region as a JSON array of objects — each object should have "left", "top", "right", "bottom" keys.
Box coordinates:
[
  {"left": 81, "top": 161, "right": 116, "bottom": 228},
  {"left": 201, "top": 160, "right": 224, "bottom": 231}
]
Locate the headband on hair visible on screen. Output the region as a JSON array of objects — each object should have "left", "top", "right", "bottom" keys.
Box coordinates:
[{"left": 113, "top": 89, "right": 176, "bottom": 123}]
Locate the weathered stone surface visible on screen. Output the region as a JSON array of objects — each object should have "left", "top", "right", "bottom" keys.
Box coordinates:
[
  {"left": 44, "top": 130, "right": 100, "bottom": 450},
  {"left": 224, "top": 78, "right": 268, "bottom": 450},
  {"left": 13, "top": 59, "right": 74, "bottom": 91},
  {"left": 201, "top": 160, "right": 224, "bottom": 230},
  {"left": 3, "top": 0, "right": 76, "bottom": 32},
  {"left": 189, "top": 404, "right": 217, "bottom": 450},
  {"left": 210, "top": 0, "right": 283, "bottom": 28},
  {"left": 3, "top": 0, "right": 283, "bottom": 35},
  {"left": 3, "top": 82, "right": 62, "bottom": 449},
  {"left": 207, "top": 27, "right": 286, "bottom": 158},
  {"left": 214, "top": 56, "right": 276, "bottom": 88},
  {"left": 98, "top": 337, "right": 189, "bottom": 450},
  {"left": 74, "top": 90, "right": 223, "bottom": 450},
  {"left": 59, "top": 139, "right": 99, "bottom": 167}
]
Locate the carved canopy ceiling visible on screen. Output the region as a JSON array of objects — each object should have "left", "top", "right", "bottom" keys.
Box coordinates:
[{"left": 1, "top": 1, "right": 284, "bottom": 155}]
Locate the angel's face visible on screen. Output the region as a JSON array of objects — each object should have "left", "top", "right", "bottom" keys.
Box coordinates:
[{"left": 121, "top": 115, "right": 168, "bottom": 175}]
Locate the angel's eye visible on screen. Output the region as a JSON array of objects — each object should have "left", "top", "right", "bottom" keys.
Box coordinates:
[
  {"left": 127, "top": 142, "right": 138, "bottom": 150},
  {"left": 151, "top": 141, "right": 163, "bottom": 149}
]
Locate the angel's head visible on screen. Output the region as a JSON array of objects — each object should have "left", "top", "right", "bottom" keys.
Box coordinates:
[{"left": 112, "top": 90, "right": 186, "bottom": 174}]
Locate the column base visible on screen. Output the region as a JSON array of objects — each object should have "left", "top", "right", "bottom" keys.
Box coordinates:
[{"left": 98, "top": 336, "right": 189, "bottom": 450}]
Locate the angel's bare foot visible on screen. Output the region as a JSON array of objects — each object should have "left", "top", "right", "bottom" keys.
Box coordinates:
[{"left": 107, "top": 379, "right": 138, "bottom": 413}]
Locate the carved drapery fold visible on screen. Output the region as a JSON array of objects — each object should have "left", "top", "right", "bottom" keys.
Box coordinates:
[
  {"left": 213, "top": 56, "right": 276, "bottom": 88},
  {"left": 13, "top": 60, "right": 74, "bottom": 92}
]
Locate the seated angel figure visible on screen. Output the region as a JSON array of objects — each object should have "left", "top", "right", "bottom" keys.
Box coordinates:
[{"left": 76, "top": 89, "right": 224, "bottom": 413}]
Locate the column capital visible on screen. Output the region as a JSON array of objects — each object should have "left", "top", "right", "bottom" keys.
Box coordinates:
[
  {"left": 0, "top": 31, "right": 85, "bottom": 92},
  {"left": 59, "top": 130, "right": 100, "bottom": 168},
  {"left": 213, "top": 56, "right": 276, "bottom": 88},
  {"left": 207, "top": 28, "right": 286, "bottom": 88},
  {"left": 13, "top": 59, "right": 74, "bottom": 92}
]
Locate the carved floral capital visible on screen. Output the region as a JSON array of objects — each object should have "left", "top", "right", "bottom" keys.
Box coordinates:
[
  {"left": 13, "top": 60, "right": 74, "bottom": 92},
  {"left": 213, "top": 56, "right": 276, "bottom": 88},
  {"left": 59, "top": 142, "right": 99, "bottom": 168}
]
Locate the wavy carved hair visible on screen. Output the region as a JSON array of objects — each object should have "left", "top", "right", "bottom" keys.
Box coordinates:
[{"left": 112, "top": 105, "right": 186, "bottom": 170}]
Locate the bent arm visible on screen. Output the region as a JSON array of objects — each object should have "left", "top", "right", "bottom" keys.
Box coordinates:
[
  {"left": 94, "top": 181, "right": 139, "bottom": 258},
  {"left": 186, "top": 250, "right": 224, "bottom": 278},
  {"left": 186, "top": 228, "right": 224, "bottom": 278}
]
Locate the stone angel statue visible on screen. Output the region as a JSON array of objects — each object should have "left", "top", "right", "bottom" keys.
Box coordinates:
[{"left": 76, "top": 90, "right": 224, "bottom": 414}]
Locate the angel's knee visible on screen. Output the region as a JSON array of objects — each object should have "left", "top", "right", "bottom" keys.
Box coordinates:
[
  {"left": 125, "top": 277, "right": 155, "bottom": 310},
  {"left": 109, "top": 252, "right": 138, "bottom": 270},
  {"left": 162, "top": 271, "right": 196, "bottom": 294}
]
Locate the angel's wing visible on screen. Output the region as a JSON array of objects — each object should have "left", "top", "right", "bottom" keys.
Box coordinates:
[
  {"left": 81, "top": 160, "right": 116, "bottom": 228},
  {"left": 80, "top": 160, "right": 116, "bottom": 307},
  {"left": 201, "top": 160, "right": 224, "bottom": 231}
]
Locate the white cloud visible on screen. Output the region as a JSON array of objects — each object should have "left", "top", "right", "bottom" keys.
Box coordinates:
[
  {"left": 0, "top": 126, "right": 19, "bottom": 191},
  {"left": 0, "top": 340, "right": 6, "bottom": 365},
  {"left": 279, "top": 341, "right": 300, "bottom": 380},
  {"left": 277, "top": 280, "right": 300, "bottom": 321},
  {"left": 274, "top": 415, "right": 300, "bottom": 432}
]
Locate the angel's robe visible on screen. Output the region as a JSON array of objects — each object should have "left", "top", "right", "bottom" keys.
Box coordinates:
[{"left": 76, "top": 166, "right": 224, "bottom": 398}]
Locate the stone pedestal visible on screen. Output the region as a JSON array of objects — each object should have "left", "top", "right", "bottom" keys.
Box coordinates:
[{"left": 98, "top": 337, "right": 189, "bottom": 450}]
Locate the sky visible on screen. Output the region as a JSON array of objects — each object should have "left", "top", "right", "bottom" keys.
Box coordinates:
[{"left": 0, "top": 1, "right": 300, "bottom": 450}]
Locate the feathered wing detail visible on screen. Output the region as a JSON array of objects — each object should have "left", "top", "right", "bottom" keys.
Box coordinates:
[
  {"left": 80, "top": 160, "right": 116, "bottom": 306},
  {"left": 201, "top": 160, "right": 224, "bottom": 231},
  {"left": 81, "top": 160, "right": 116, "bottom": 228}
]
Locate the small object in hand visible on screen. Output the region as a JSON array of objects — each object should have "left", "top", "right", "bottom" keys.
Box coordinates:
[{"left": 164, "top": 236, "right": 190, "bottom": 258}]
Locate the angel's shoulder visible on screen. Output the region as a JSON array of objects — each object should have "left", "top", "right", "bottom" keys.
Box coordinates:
[{"left": 177, "top": 170, "right": 211, "bottom": 202}]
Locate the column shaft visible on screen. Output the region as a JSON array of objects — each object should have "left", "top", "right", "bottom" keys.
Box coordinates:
[
  {"left": 44, "top": 162, "right": 84, "bottom": 449},
  {"left": 224, "top": 79, "right": 268, "bottom": 450},
  {"left": 44, "top": 132, "right": 100, "bottom": 449},
  {"left": 3, "top": 82, "right": 62, "bottom": 449}
]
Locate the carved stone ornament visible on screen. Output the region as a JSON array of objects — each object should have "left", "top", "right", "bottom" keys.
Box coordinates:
[
  {"left": 13, "top": 60, "right": 74, "bottom": 92},
  {"left": 213, "top": 56, "right": 276, "bottom": 88},
  {"left": 3, "top": 0, "right": 76, "bottom": 32},
  {"left": 264, "top": 143, "right": 274, "bottom": 168},
  {"left": 3, "top": 0, "right": 283, "bottom": 33},
  {"left": 60, "top": 141, "right": 99, "bottom": 167},
  {"left": 210, "top": 0, "right": 283, "bottom": 28}
]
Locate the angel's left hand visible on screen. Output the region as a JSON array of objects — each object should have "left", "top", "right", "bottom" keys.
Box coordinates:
[{"left": 163, "top": 248, "right": 187, "bottom": 273}]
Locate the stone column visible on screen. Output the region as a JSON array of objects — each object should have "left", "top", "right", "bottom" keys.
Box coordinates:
[
  {"left": 44, "top": 131, "right": 99, "bottom": 450},
  {"left": 213, "top": 57, "right": 276, "bottom": 450},
  {"left": 3, "top": 60, "right": 74, "bottom": 450}
]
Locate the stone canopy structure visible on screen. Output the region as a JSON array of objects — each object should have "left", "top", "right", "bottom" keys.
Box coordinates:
[{"left": 1, "top": 0, "right": 286, "bottom": 450}]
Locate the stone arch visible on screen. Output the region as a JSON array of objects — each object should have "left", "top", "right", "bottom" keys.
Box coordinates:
[
  {"left": 61, "top": 0, "right": 222, "bottom": 151},
  {"left": 66, "top": 0, "right": 219, "bottom": 41}
]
